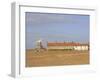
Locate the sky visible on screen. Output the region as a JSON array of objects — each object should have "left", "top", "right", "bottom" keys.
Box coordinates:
[{"left": 25, "top": 12, "right": 89, "bottom": 49}]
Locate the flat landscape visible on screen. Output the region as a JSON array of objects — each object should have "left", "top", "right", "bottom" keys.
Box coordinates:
[{"left": 26, "top": 49, "right": 89, "bottom": 67}]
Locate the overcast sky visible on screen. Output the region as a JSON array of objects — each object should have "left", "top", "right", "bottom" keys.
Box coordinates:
[{"left": 25, "top": 12, "right": 89, "bottom": 49}]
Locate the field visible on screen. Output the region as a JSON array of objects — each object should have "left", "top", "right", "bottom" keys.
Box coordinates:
[{"left": 26, "top": 49, "right": 89, "bottom": 67}]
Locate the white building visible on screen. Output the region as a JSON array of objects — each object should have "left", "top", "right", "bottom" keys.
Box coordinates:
[{"left": 47, "top": 42, "right": 89, "bottom": 51}]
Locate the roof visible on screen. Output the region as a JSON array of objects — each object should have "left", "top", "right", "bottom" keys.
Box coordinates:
[{"left": 47, "top": 42, "right": 88, "bottom": 46}]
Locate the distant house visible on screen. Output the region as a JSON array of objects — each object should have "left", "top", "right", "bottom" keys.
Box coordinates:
[{"left": 47, "top": 42, "right": 89, "bottom": 51}]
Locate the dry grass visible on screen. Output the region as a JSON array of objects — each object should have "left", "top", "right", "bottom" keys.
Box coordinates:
[{"left": 26, "top": 49, "right": 89, "bottom": 67}]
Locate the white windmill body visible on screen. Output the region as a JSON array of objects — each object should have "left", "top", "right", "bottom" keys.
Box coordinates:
[{"left": 35, "top": 39, "right": 42, "bottom": 49}]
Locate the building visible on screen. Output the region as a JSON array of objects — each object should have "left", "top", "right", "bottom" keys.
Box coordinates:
[{"left": 47, "top": 42, "right": 89, "bottom": 51}]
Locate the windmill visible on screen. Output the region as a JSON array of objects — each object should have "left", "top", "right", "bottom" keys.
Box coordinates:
[{"left": 33, "top": 33, "right": 47, "bottom": 52}]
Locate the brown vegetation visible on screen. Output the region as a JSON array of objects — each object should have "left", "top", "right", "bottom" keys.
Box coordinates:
[{"left": 26, "top": 49, "right": 89, "bottom": 67}]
